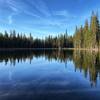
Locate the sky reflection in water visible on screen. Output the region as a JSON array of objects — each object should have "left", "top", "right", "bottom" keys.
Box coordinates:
[{"left": 0, "top": 50, "right": 100, "bottom": 100}]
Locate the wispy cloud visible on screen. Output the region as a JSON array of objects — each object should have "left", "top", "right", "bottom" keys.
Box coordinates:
[
  {"left": 1, "top": 0, "right": 99, "bottom": 37},
  {"left": 0, "top": 0, "right": 77, "bottom": 36},
  {"left": 8, "top": 15, "right": 12, "bottom": 24},
  {"left": 5, "top": 0, "right": 18, "bottom": 24},
  {"left": 53, "top": 10, "right": 77, "bottom": 19},
  {"left": 6, "top": 0, "right": 50, "bottom": 17},
  {"left": 4, "top": 0, "right": 51, "bottom": 25},
  {"left": 54, "top": 10, "right": 69, "bottom": 16},
  {"left": 25, "top": 0, "right": 51, "bottom": 17},
  {"left": 8, "top": 13, "right": 18, "bottom": 24}
]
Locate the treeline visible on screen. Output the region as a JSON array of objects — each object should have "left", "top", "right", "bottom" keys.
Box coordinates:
[
  {"left": 0, "top": 30, "right": 73, "bottom": 48},
  {"left": 73, "top": 12, "right": 100, "bottom": 49},
  {"left": 0, "top": 12, "right": 100, "bottom": 49}
]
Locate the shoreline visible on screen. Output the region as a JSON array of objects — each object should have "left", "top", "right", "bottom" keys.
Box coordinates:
[
  {"left": 63, "top": 48, "right": 100, "bottom": 51},
  {"left": 0, "top": 48, "right": 99, "bottom": 51}
]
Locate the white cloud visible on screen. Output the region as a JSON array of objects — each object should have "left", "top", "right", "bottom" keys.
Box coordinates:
[
  {"left": 1, "top": 0, "right": 78, "bottom": 36},
  {"left": 6, "top": 0, "right": 50, "bottom": 17},
  {"left": 8, "top": 12, "right": 18, "bottom": 24},
  {"left": 30, "top": 0, "right": 51, "bottom": 17},
  {"left": 8, "top": 15, "right": 12, "bottom": 24},
  {"left": 54, "top": 10, "right": 69, "bottom": 16},
  {"left": 53, "top": 10, "right": 77, "bottom": 19}
]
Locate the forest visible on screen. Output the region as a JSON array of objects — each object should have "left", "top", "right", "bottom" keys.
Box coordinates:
[
  {"left": 73, "top": 12, "right": 100, "bottom": 49},
  {"left": 0, "top": 30, "right": 73, "bottom": 48},
  {"left": 0, "top": 12, "right": 100, "bottom": 49}
]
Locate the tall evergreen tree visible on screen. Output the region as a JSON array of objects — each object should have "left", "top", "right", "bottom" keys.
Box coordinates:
[
  {"left": 90, "top": 12, "right": 98, "bottom": 48},
  {"left": 83, "top": 20, "right": 89, "bottom": 48}
]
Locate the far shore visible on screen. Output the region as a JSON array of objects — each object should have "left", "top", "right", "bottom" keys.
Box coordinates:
[
  {"left": 63, "top": 48, "right": 100, "bottom": 51},
  {"left": 0, "top": 48, "right": 99, "bottom": 51}
]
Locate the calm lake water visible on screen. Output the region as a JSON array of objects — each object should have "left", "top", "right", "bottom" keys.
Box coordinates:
[{"left": 0, "top": 50, "right": 100, "bottom": 100}]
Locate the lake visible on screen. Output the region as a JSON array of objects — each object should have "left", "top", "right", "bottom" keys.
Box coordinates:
[{"left": 0, "top": 50, "right": 100, "bottom": 100}]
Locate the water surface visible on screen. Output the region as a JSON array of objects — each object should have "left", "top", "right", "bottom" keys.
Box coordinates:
[{"left": 0, "top": 50, "right": 100, "bottom": 100}]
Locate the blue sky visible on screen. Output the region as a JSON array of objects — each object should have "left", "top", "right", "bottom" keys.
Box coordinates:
[{"left": 0, "top": 0, "right": 100, "bottom": 38}]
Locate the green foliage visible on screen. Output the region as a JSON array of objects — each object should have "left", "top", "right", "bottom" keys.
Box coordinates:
[
  {"left": 0, "top": 12, "right": 100, "bottom": 49},
  {"left": 73, "top": 12, "right": 100, "bottom": 49},
  {"left": 0, "top": 30, "right": 73, "bottom": 48}
]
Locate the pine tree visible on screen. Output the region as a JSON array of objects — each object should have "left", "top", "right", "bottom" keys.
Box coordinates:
[
  {"left": 73, "top": 26, "right": 78, "bottom": 48},
  {"left": 90, "top": 12, "right": 98, "bottom": 48},
  {"left": 95, "top": 13, "right": 100, "bottom": 49},
  {"left": 80, "top": 25, "right": 84, "bottom": 48},
  {"left": 83, "top": 20, "right": 89, "bottom": 48}
]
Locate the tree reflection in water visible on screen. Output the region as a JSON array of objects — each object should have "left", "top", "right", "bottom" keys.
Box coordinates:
[{"left": 0, "top": 49, "right": 99, "bottom": 87}]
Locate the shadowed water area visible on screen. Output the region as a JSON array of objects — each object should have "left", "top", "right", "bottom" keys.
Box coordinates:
[{"left": 0, "top": 50, "right": 100, "bottom": 100}]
